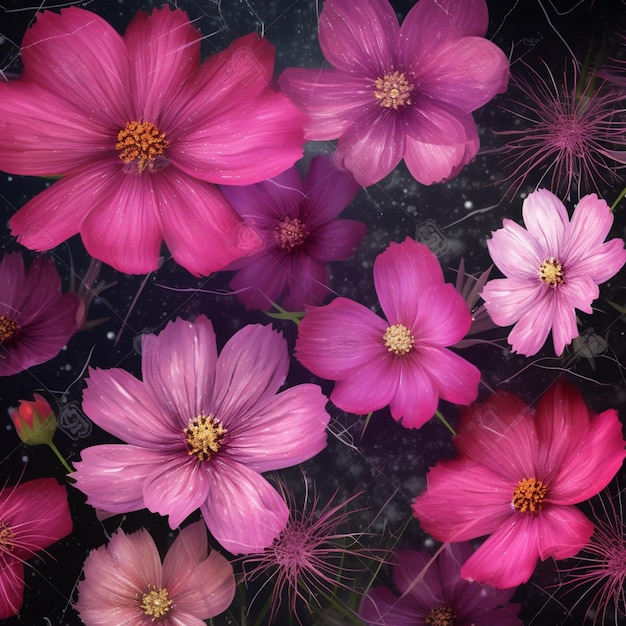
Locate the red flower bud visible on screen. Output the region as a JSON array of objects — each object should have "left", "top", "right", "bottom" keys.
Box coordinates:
[{"left": 8, "top": 393, "right": 57, "bottom": 446}]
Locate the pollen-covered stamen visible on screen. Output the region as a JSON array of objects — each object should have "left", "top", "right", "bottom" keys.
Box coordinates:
[
  {"left": 140, "top": 586, "right": 172, "bottom": 618},
  {"left": 0, "top": 314, "right": 20, "bottom": 345},
  {"left": 513, "top": 477, "right": 548, "bottom": 513},
  {"left": 539, "top": 257, "right": 564, "bottom": 287},
  {"left": 0, "top": 523, "right": 16, "bottom": 553},
  {"left": 374, "top": 71, "right": 414, "bottom": 110},
  {"left": 275, "top": 217, "right": 309, "bottom": 252},
  {"left": 383, "top": 323, "right": 414, "bottom": 355},
  {"left": 425, "top": 606, "right": 456, "bottom": 626},
  {"left": 116, "top": 121, "right": 168, "bottom": 173},
  {"left": 184, "top": 412, "right": 227, "bottom": 461}
]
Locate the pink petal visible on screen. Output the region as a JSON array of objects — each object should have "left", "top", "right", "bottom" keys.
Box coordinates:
[
  {"left": 564, "top": 193, "right": 615, "bottom": 262},
  {"left": 228, "top": 253, "right": 289, "bottom": 311},
  {"left": 534, "top": 505, "right": 594, "bottom": 560},
  {"left": 521, "top": 189, "right": 569, "bottom": 255},
  {"left": 0, "top": 559, "right": 24, "bottom": 620},
  {"left": 558, "top": 275, "right": 598, "bottom": 314},
  {"left": 480, "top": 278, "right": 539, "bottom": 327},
  {"left": 570, "top": 238, "right": 626, "bottom": 285},
  {"left": 486, "top": 219, "right": 543, "bottom": 280},
  {"left": 506, "top": 291, "right": 555, "bottom": 356},
  {"left": 308, "top": 220, "right": 367, "bottom": 262},
  {"left": 279, "top": 253, "right": 331, "bottom": 310},
  {"left": 551, "top": 292, "right": 580, "bottom": 355},
  {"left": 201, "top": 460, "right": 289, "bottom": 554}
]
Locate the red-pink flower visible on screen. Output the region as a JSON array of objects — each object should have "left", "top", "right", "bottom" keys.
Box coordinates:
[
  {"left": 72, "top": 316, "right": 330, "bottom": 554},
  {"left": 221, "top": 155, "right": 366, "bottom": 310},
  {"left": 75, "top": 520, "right": 235, "bottom": 625},
  {"left": 481, "top": 189, "right": 626, "bottom": 357},
  {"left": 8, "top": 393, "right": 57, "bottom": 446},
  {"left": 359, "top": 543, "right": 522, "bottom": 626},
  {"left": 0, "top": 8, "right": 305, "bottom": 275},
  {"left": 279, "top": 0, "right": 509, "bottom": 186},
  {"left": 295, "top": 237, "right": 480, "bottom": 429},
  {"left": 412, "top": 380, "right": 626, "bottom": 589},
  {"left": 0, "top": 252, "right": 80, "bottom": 376},
  {"left": 0, "top": 478, "right": 72, "bottom": 619}
]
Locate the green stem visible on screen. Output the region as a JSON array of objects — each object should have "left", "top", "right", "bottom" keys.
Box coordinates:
[
  {"left": 263, "top": 302, "right": 305, "bottom": 326},
  {"left": 435, "top": 410, "right": 456, "bottom": 436},
  {"left": 611, "top": 186, "right": 626, "bottom": 212},
  {"left": 47, "top": 440, "right": 73, "bottom": 474}
]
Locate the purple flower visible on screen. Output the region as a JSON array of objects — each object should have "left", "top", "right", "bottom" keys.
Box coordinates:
[
  {"left": 75, "top": 521, "right": 235, "bottom": 625},
  {"left": 279, "top": 0, "right": 509, "bottom": 186},
  {"left": 359, "top": 543, "right": 522, "bottom": 626},
  {"left": 481, "top": 189, "right": 626, "bottom": 356},
  {"left": 295, "top": 237, "right": 480, "bottom": 429},
  {"left": 72, "top": 316, "right": 330, "bottom": 554},
  {"left": 222, "top": 155, "right": 366, "bottom": 311},
  {"left": 0, "top": 252, "right": 80, "bottom": 376}
]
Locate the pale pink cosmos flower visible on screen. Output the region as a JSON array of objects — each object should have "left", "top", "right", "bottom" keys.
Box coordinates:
[
  {"left": 0, "top": 8, "right": 305, "bottom": 275},
  {"left": 72, "top": 316, "right": 330, "bottom": 554},
  {"left": 481, "top": 189, "right": 626, "bottom": 357},
  {"left": 221, "top": 155, "right": 366, "bottom": 311},
  {"left": 0, "top": 478, "right": 72, "bottom": 619},
  {"left": 359, "top": 543, "right": 522, "bottom": 626},
  {"left": 279, "top": 0, "right": 509, "bottom": 186},
  {"left": 0, "top": 252, "right": 80, "bottom": 376},
  {"left": 412, "top": 380, "right": 626, "bottom": 589},
  {"left": 75, "top": 520, "right": 235, "bottom": 625},
  {"left": 295, "top": 237, "right": 480, "bottom": 429}
]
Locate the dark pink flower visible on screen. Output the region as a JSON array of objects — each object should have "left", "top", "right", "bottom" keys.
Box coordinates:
[
  {"left": 0, "top": 252, "right": 80, "bottom": 376},
  {"left": 279, "top": 0, "right": 509, "bottom": 186},
  {"left": 75, "top": 520, "right": 235, "bottom": 625},
  {"left": 359, "top": 543, "right": 522, "bottom": 626},
  {"left": 221, "top": 155, "right": 366, "bottom": 310},
  {"left": 8, "top": 393, "right": 57, "bottom": 446},
  {"left": 481, "top": 189, "right": 626, "bottom": 356},
  {"left": 296, "top": 237, "right": 480, "bottom": 429},
  {"left": 0, "top": 8, "right": 305, "bottom": 275},
  {"left": 0, "top": 478, "right": 72, "bottom": 619},
  {"left": 412, "top": 380, "right": 626, "bottom": 589},
  {"left": 72, "top": 316, "right": 330, "bottom": 554}
]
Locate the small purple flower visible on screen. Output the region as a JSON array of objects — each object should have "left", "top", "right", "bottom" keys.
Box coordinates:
[{"left": 221, "top": 155, "right": 366, "bottom": 311}]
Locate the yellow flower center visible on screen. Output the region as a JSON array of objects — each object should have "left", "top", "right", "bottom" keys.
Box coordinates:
[
  {"left": 184, "top": 412, "right": 227, "bottom": 461},
  {"left": 116, "top": 120, "right": 168, "bottom": 173},
  {"left": 140, "top": 586, "right": 172, "bottom": 618},
  {"left": 0, "top": 315, "right": 20, "bottom": 345},
  {"left": 513, "top": 477, "right": 548, "bottom": 513},
  {"left": 425, "top": 606, "right": 456, "bottom": 626},
  {"left": 0, "top": 523, "right": 16, "bottom": 553},
  {"left": 539, "top": 257, "right": 564, "bottom": 287},
  {"left": 374, "top": 71, "right": 414, "bottom": 110},
  {"left": 383, "top": 323, "right": 414, "bottom": 355},
  {"left": 275, "top": 217, "right": 309, "bottom": 252}
]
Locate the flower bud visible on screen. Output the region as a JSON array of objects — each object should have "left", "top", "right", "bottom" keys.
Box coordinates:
[{"left": 8, "top": 393, "right": 58, "bottom": 446}]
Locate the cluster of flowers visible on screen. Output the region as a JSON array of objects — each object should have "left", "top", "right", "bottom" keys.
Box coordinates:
[{"left": 2, "top": 0, "right": 626, "bottom": 624}]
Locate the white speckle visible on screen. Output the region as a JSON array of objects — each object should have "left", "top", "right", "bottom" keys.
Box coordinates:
[
  {"left": 7, "top": 176, "right": 12, "bottom": 182},
  {"left": 423, "top": 536, "right": 435, "bottom": 548},
  {"left": 464, "top": 200, "right": 473, "bottom": 210},
  {"left": 21, "top": 455, "right": 29, "bottom": 463},
  {"left": 106, "top": 331, "right": 115, "bottom": 340},
  {"left": 64, "top": 364, "right": 72, "bottom": 371}
]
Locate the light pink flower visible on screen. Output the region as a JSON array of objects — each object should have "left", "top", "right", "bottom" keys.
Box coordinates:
[
  {"left": 359, "top": 543, "right": 522, "bottom": 626},
  {"left": 0, "top": 8, "right": 305, "bottom": 275},
  {"left": 412, "top": 380, "right": 626, "bottom": 589},
  {"left": 295, "top": 237, "right": 480, "bottom": 429},
  {"left": 0, "top": 252, "right": 80, "bottom": 376},
  {"left": 0, "top": 478, "right": 72, "bottom": 619},
  {"left": 75, "top": 520, "right": 235, "bottom": 625},
  {"left": 279, "top": 0, "right": 509, "bottom": 186},
  {"left": 221, "top": 155, "right": 366, "bottom": 310},
  {"left": 72, "top": 316, "right": 330, "bottom": 554},
  {"left": 481, "top": 189, "right": 626, "bottom": 356}
]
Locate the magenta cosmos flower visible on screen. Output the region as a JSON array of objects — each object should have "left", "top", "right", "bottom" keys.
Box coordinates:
[
  {"left": 481, "top": 189, "right": 626, "bottom": 357},
  {"left": 72, "top": 315, "right": 330, "bottom": 554},
  {"left": 0, "top": 252, "right": 80, "bottom": 376},
  {"left": 221, "top": 155, "right": 366, "bottom": 310},
  {"left": 412, "top": 380, "right": 626, "bottom": 589},
  {"left": 75, "top": 521, "right": 235, "bottom": 625},
  {"left": 296, "top": 237, "right": 480, "bottom": 429},
  {"left": 359, "top": 543, "right": 522, "bottom": 626},
  {"left": 0, "top": 8, "right": 305, "bottom": 275},
  {"left": 279, "top": 0, "right": 509, "bottom": 186},
  {"left": 0, "top": 478, "right": 72, "bottom": 619}
]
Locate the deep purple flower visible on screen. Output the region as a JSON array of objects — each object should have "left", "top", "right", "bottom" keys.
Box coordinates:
[
  {"left": 222, "top": 155, "right": 366, "bottom": 311},
  {"left": 279, "top": 0, "right": 509, "bottom": 186},
  {"left": 72, "top": 316, "right": 330, "bottom": 554}
]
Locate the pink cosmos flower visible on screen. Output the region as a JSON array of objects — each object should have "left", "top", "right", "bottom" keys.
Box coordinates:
[
  {"left": 75, "top": 520, "right": 235, "bottom": 625},
  {"left": 279, "top": 0, "right": 509, "bottom": 186},
  {"left": 221, "top": 155, "right": 366, "bottom": 311},
  {"left": 359, "top": 543, "right": 522, "bottom": 626},
  {"left": 0, "top": 252, "right": 80, "bottom": 376},
  {"left": 295, "top": 237, "right": 480, "bottom": 429},
  {"left": 412, "top": 380, "right": 626, "bottom": 589},
  {"left": 0, "top": 478, "right": 72, "bottom": 619},
  {"left": 0, "top": 8, "right": 305, "bottom": 275},
  {"left": 72, "top": 315, "right": 330, "bottom": 554},
  {"left": 481, "top": 189, "right": 626, "bottom": 357}
]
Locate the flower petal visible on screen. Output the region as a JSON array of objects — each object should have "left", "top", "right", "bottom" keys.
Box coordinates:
[
  {"left": 481, "top": 278, "right": 538, "bottom": 327},
  {"left": 563, "top": 193, "right": 615, "bottom": 262},
  {"left": 486, "top": 219, "right": 544, "bottom": 280},
  {"left": 308, "top": 220, "right": 367, "bottom": 262},
  {"left": 0, "top": 559, "right": 24, "bottom": 620},
  {"left": 521, "top": 189, "right": 569, "bottom": 255}
]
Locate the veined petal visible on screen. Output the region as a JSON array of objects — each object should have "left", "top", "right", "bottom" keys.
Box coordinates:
[
  {"left": 521, "top": 189, "right": 568, "bottom": 255},
  {"left": 506, "top": 292, "right": 555, "bottom": 356},
  {"left": 551, "top": 292, "right": 579, "bottom": 355},
  {"left": 563, "top": 193, "right": 615, "bottom": 262},
  {"left": 558, "top": 275, "right": 598, "bottom": 314},
  {"left": 0, "top": 559, "right": 24, "bottom": 620},
  {"left": 307, "top": 220, "right": 367, "bottom": 262},
  {"left": 570, "top": 238, "right": 626, "bottom": 285},
  {"left": 228, "top": 252, "right": 289, "bottom": 311},
  {"left": 533, "top": 505, "right": 594, "bottom": 560},
  {"left": 279, "top": 253, "right": 330, "bottom": 311},
  {"left": 486, "top": 219, "right": 543, "bottom": 280},
  {"left": 360, "top": 586, "right": 417, "bottom": 625},
  {"left": 481, "top": 278, "right": 539, "bottom": 327}
]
